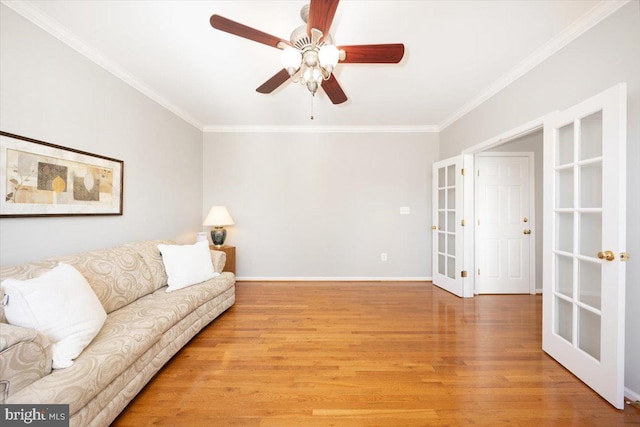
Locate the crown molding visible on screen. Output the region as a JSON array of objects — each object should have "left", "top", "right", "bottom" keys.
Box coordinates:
[
  {"left": 202, "top": 125, "right": 439, "bottom": 133},
  {"left": 1, "top": 0, "right": 204, "bottom": 131},
  {"left": 438, "top": 0, "right": 631, "bottom": 131},
  {"left": 4, "top": 0, "right": 628, "bottom": 135}
]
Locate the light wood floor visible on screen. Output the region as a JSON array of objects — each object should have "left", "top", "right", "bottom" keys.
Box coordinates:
[{"left": 112, "top": 282, "right": 640, "bottom": 426}]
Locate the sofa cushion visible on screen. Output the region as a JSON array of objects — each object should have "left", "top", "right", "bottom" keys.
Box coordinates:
[
  {"left": 122, "top": 240, "right": 173, "bottom": 291},
  {"left": 1, "top": 263, "right": 107, "bottom": 369},
  {"left": 53, "top": 246, "right": 157, "bottom": 314}
]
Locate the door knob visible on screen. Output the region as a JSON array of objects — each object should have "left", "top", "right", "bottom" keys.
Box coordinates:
[
  {"left": 523, "top": 229, "right": 531, "bottom": 235},
  {"left": 597, "top": 250, "right": 615, "bottom": 261}
]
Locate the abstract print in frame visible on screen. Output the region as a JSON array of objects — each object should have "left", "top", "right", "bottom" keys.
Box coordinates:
[{"left": 0, "top": 131, "right": 123, "bottom": 217}]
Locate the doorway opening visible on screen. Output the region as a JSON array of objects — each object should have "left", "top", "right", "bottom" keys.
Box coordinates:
[{"left": 461, "top": 118, "right": 545, "bottom": 296}]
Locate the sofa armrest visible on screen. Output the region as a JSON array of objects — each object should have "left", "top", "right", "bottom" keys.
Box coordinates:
[
  {"left": 210, "top": 250, "right": 227, "bottom": 273},
  {"left": 0, "top": 323, "right": 53, "bottom": 403}
]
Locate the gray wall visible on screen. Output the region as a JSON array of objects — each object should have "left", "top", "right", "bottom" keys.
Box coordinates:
[
  {"left": 203, "top": 131, "right": 438, "bottom": 279},
  {"left": 439, "top": 1, "right": 640, "bottom": 400},
  {"left": 0, "top": 5, "right": 203, "bottom": 265},
  {"left": 488, "top": 131, "right": 543, "bottom": 293}
]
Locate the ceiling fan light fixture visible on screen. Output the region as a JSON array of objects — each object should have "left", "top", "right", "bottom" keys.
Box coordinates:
[
  {"left": 318, "top": 44, "right": 339, "bottom": 70},
  {"left": 281, "top": 46, "right": 302, "bottom": 76},
  {"left": 281, "top": 32, "right": 338, "bottom": 96},
  {"left": 302, "top": 67, "right": 322, "bottom": 83}
]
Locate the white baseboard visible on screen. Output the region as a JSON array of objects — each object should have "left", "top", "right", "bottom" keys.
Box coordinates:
[
  {"left": 236, "top": 276, "right": 432, "bottom": 282},
  {"left": 625, "top": 386, "right": 640, "bottom": 403}
]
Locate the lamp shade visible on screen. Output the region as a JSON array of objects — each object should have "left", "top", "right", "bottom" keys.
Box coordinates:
[{"left": 203, "top": 206, "right": 234, "bottom": 227}]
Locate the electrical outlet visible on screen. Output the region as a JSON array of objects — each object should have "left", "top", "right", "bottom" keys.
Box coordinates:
[{"left": 381, "top": 253, "right": 388, "bottom": 261}]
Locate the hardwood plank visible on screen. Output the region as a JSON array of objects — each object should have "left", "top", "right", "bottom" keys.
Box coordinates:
[{"left": 112, "top": 282, "right": 640, "bottom": 426}]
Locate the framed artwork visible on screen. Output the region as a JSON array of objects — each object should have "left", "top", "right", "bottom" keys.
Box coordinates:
[{"left": 0, "top": 131, "right": 124, "bottom": 217}]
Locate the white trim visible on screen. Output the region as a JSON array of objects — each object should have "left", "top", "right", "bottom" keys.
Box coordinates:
[
  {"left": 236, "top": 276, "right": 432, "bottom": 282},
  {"left": 462, "top": 154, "right": 475, "bottom": 297},
  {"left": 439, "top": 0, "right": 630, "bottom": 131},
  {"left": 462, "top": 114, "right": 550, "bottom": 155},
  {"left": 474, "top": 152, "right": 536, "bottom": 295},
  {"left": 1, "top": 0, "right": 204, "bottom": 131},
  {"left": 203, "top": 125, "right": 439, "bottom": 134},
  {"left": 625, "top": 387, "right": 640, "bottom": 403}
]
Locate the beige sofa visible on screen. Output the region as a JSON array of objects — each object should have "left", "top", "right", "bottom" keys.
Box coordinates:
[{"left": 0, "top": 240, "right": 235, "bottom": 426}]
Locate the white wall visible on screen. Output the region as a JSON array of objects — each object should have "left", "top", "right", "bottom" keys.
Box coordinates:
[
  {"left": 439, "top": 2, "right": 640, "bottom": 399},
  {"left": 0, "top": 5, "right": 203, "bottom": 266},
  {"left": 203, "top": 131, "right": 438, "bottom": 279}
]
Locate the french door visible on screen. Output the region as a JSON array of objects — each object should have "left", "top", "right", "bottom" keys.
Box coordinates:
[
  {"left": 542, "top": 84, "right": 627, "bottom": 409},
  {"left": 431, "top": 156, "right": 472, "bottom": 297}
]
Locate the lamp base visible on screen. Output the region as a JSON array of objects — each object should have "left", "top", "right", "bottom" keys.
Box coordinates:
[{"left": 211, "top": 227, "right": 227, "bottom": 247}]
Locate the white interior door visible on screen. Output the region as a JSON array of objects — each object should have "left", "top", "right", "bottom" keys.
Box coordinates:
[
  {"left": 476, "top": 154, "right": 533, "bottom": 294},
  {"left": 432, "top": 156, "right": 468, "bottom": 297},
  {"left": 542, "top": 84, "right": 627, "bottom": 409}
]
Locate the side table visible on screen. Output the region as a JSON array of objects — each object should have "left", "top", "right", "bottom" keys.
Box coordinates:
[{"left": 210, "top": 245, "right": 236, "bottom": 275}]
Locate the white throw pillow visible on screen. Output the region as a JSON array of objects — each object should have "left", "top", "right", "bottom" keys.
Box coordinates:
[
  {"left": 158, "top": 241, "right": 219, "bottom": 292},
  {"left": 1, "top": 263, "right": 107, "bottom": 369}
]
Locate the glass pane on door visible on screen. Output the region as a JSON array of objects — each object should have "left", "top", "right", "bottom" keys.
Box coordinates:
[
  {"left": 579, "top": 260, "right": 601, "bottom": 310},
  {"left": 556, "top": 212, "right": 573, "bottom": 253},
  {"left": 556, "top": 254, "right": 573, "bottom": 298},
  {"left": 556, "top": 168, "right": 574, "bottom": 208},
  {"left": 579, "top": 213, "right": 602, "bottom": 257},
  {"left": 580, "top": 162, "right": 602, "bottom": 208},
  {"left": 555, "top": 297, "right": 573, "bottom": 342},
  {"left": 580, "top": 111, "right": 602, "bottom": 160},
  {"left": 557, "top": 123, "right": 574, "bottom": 165},
  {"left": 578, "top": 308, "right": 601, "bottom": 361}
]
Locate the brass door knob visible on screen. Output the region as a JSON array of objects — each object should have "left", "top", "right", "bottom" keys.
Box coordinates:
[
  {"left": 523, "top": 229, "right": 531, "bottom": 235},
  {"left": 597, "top": 250, "right": 615, "bottom": 261}
]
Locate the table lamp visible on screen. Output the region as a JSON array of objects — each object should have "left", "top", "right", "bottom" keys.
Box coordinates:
[{"left": 203, "top": 206, "right": 234, "bottom": 247}]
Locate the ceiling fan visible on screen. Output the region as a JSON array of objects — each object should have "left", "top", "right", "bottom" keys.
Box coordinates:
[{"left": 210, "top": 0, "right": 405, "bottom": 106}]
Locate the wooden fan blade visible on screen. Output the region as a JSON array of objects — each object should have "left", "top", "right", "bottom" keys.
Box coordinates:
[
  {"left": 210, "top": 15, "right": 289, "bottom": 49},
  {"left": 256, "top": 69, "right": 291, "bottom": 94},
  {"left": 307, "top": 0, "right": 340, "bottom": 39},
  {"left": 339, "top": 44, "right": 405, "bottom": 63},
  {"left": 322, "top": 74, "right": 347, "bottom": 104}
]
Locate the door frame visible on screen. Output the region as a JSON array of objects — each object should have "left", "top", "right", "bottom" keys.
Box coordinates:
[
  {"left": 461, "top": 115, "right": 549, "bottom": 295},
  {"left": 474, "top": 151, "right": 536, "bottom": 294}
]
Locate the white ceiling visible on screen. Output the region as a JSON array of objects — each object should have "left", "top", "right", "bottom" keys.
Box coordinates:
[{"left": 3, "top": 0, "right": 627, "bottom": 131}]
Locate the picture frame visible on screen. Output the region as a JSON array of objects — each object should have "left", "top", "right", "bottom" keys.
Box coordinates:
[{"left": 0, "top": 131, "right": 124, "bottom": 217}]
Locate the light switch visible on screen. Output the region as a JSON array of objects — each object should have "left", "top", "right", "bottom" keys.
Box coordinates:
[{"left": 400, "top": 207, "right": 411, "bottom": 215}]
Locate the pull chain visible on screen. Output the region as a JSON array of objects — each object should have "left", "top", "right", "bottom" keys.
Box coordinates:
[{"left": 310, "top": 93, "right": 315, "bottom": 120}]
